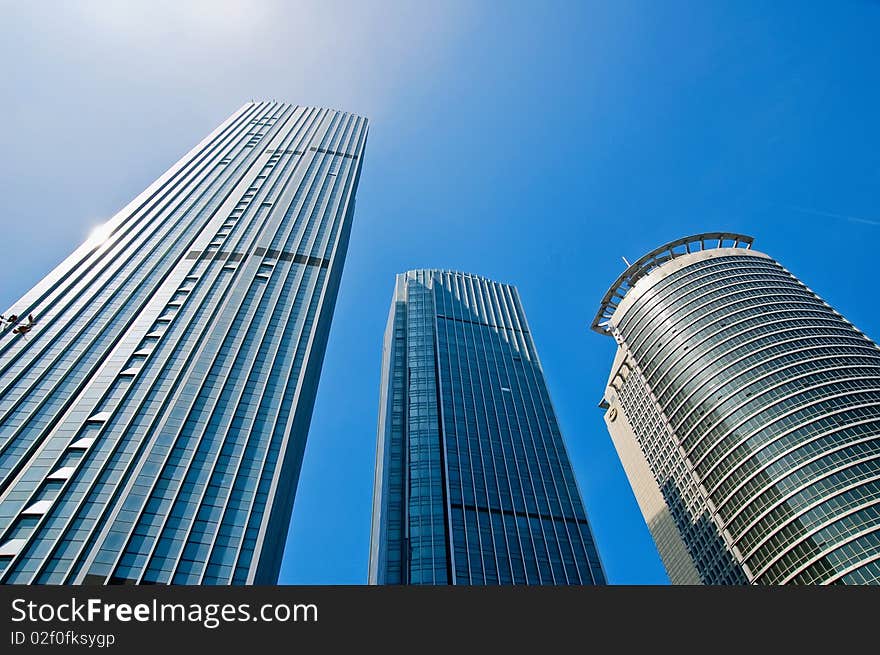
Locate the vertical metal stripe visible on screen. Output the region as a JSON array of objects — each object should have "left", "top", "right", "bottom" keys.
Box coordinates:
[
  {"left": 223, "top": 110, "right": 358, "bottom": 582},
  {"left": 145, "top": 107, "right": 325, "bottom": 583},
  {"left": 90, "top": 104, "right": 305, "bottom": 582},
  {"left": 241, "top": 113, "right": 369, "bottom": 583},
  {"left": 0, "top": 102, "right": 278, "bottom": 581},
  {"left": 0, "top": 102, "right": 267, "bottom": 485}
]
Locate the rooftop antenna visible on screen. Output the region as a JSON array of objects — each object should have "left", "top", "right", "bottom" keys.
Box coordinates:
[{"left": 622, "top": 256, "right": 632, "bottom": 267}]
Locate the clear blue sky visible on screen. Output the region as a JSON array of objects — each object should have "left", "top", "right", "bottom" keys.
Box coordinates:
[{"left": 1, "top": 1, "right": 879, "bottom": 584}]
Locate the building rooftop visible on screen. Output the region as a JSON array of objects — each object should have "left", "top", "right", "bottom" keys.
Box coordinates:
[{"left": 591, "top": 232, "right": 754, "bottom": 335}]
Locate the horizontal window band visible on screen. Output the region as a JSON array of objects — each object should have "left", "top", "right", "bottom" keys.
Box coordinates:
[
  {"left": 308, "top": 146, "right": 359, "bottom": 159},
  {"left": 185, "top": 249, "right": 329, "bottom": 268},
  {"left": 449, "top": 502, "right": 591, "bottom": 526},
  {"left": 265, "top": 149, "right": 305, "bottom": 156},
  {"left": 437, "top": 314, "right": 529, "bottom": 334}
]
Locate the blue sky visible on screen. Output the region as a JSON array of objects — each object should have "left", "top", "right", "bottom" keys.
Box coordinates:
[{"left": 1, "top": 1, "right": 879, "bottom": 584}]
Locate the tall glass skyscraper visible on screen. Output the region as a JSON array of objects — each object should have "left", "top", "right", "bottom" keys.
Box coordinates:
[
  {"left": 0, "top": 101, "right": 368, "bottom": 584},
  {"left": 595, "top": 233, "right": 880, "bottom": 584},
  {"left": 369, "top": 270, "right": 605, "bottom": 585}
]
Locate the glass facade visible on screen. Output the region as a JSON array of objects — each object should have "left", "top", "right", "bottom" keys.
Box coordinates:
[
  {"left": 596, "top": 233, "right": 880, "bottom": 584},
  {"left": 370, "top": 270, "right": 605, "bottom": 585},
  {"left": 0, "top": 101, "right": 368, "bottom": 584}
]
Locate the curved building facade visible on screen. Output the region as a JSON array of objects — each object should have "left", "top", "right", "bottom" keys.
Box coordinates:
[{"left": 595, "top": 233, "right": 880, "bottom": 584}]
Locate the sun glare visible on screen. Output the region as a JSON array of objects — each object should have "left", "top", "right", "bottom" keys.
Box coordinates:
[{"left": 86, "top": 221, "right": 114, "bottom": 247}]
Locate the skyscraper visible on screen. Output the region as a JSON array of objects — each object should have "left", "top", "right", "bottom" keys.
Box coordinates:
[
  {"left": 369, "top": 270, "right": 605, "bottom": 585},
  {"left": 0, "top": 101, "right": 368, "bottom": 584},
  {"left": 595, "top": 233, "right": 880, "bottom": 585}
]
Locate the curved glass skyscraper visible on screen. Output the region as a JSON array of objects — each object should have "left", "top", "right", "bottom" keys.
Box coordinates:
[
  {"left": 0, "top": 102, "right": 368, "bottom": 584},
  {"left": 370, "top": 270, "right": 605, "bottom": 585},
  {"left": 595, "top": 233, "right": 880, "bottom": 585}
]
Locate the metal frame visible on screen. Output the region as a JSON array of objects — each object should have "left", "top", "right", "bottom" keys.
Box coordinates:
[{"left": 591, "top": 232, "right": 754, "bottom": 334}]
